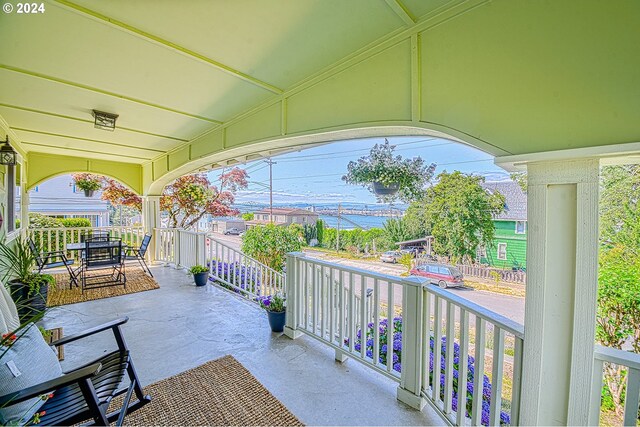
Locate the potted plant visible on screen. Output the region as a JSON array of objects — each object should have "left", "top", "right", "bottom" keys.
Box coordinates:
[
  {"left": 0, "top": 237, "right": 55, "bottom": 321},
  {"left": 259, "top": 293, "right": 286, "bottom": 332},
  {"left": 342, "top": 139, "right": 436, "bottom": 203},
  {"left": 189, "top": 265, "right": 209, "bottom": 286},
  {"left": 71, "top": 173, "right": 103, "bottom": 197}
]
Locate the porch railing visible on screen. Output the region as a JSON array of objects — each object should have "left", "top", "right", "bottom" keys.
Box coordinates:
[
  {"left": 206, "top": 236, "right": 285, "bottom": 301},
  {"left": 153, "top": 228, "right": 206, "bottom": 268},
  {"left": 30, "top": 226, "right": 145, "bottom": 261},
  {"left": 285, "top": 252, "right": 524, "bottom": 426},
  {"left": 589, "top": 345, "right": 640, "bottom": 426}
]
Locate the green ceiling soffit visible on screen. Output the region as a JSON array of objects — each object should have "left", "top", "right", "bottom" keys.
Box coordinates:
[
  {"left": 142, "top": 0, "right": 640, "bottom": 194},
  {"left": 27, "top": 152, "right": 142, "bottom": 194}
]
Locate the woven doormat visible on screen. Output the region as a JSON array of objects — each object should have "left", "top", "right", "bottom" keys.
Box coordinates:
[
  {"left": 47, "top": 269, "right": 159, "bottom": 307},
  {"left": 114, "top": 355, "right": 303, "bottom": 426}
]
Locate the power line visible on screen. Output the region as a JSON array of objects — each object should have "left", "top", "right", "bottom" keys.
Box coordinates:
[{"left": 275, "top": 138, "right": 447, "bottom": 163}]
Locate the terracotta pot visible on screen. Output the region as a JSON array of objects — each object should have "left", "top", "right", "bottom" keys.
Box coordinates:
[{"left": 372, "top": 181, "right": 399, "bottom": 196}]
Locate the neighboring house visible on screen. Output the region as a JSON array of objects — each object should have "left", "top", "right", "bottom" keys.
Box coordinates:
[
  {"left": 29, "top": 175, "right": 110, "bottom": 227},
  {"left": 247, "top": 207, "right": 318, "bottom": 227},
  {"left": 479, "top": 181, "right": 527, "bottom": 269},
  {"left": 210, "top": 217, "right": 246, "bottom": 233}
]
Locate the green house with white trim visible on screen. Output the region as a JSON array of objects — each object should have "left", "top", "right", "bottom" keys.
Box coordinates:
[{"left": 478, "top": 181, "right": 527, "bottom": 269}]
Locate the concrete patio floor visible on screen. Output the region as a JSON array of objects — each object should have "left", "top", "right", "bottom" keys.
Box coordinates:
[{"left": 43, "top": 265, "right": 444, "bottom": 426}]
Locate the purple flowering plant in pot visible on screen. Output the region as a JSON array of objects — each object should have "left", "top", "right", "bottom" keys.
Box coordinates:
[{"left": 259, "top": 293, "right": 286, "bottom": 332}]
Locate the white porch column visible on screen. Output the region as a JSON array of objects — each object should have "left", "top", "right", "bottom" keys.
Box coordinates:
[
  {"left": 520, "top": 159, "right": 600, "bottom": 426},
  {"left": 397, "top": 276, "right": 427, "bottom": 410},
  {"left": 284, "top": 252, "right": 304, "bottom": 340},
  {"left": 141, "top": 196, "right": 161, "bottom": 261}
]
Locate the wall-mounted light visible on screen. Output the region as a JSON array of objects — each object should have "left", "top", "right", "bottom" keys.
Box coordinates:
[
  {"left": 0, "top": 136, "right": 17, "bottom": 166},
  {"left": 92, "top": 110, "right": 119, "bottom": 131}
]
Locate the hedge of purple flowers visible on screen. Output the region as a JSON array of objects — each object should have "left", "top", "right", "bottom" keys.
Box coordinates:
[
  {"left": 347, "top": 317, "right": 510, "bottom": 426},
  {"left": 207, "top": 261, "right": 261, "bottom": 296}
]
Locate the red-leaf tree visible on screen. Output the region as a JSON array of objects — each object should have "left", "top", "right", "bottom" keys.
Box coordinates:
[
  {"left": 101, "top": 179, "right": 143, "bottom": 211},
  {"left": 100, "top": 168, "right": 248, "bottom": 230}
]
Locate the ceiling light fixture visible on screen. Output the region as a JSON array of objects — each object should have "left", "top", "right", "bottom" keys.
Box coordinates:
[
  {"left": 92, "top": 110, "right": 119, "bottom": 131},
  {"left": 0, "top": 135, "right": 17, "bottom": 166}
]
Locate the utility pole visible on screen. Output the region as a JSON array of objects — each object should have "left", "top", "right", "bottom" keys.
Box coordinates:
[
  {"left": 264, "top": 158, "right": 276, "bottom": 223},
  {"left": 336, "top": 203, "right": 341, "bottom": 252}
]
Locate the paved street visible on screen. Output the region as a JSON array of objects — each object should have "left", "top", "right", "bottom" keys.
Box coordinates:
[{"left": 207, "top": 233, "right": 526, "bottom": 325}]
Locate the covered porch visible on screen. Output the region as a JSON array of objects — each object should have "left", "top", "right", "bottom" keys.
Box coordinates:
[
  {"left": 42, "top": 264, "right": 443, "bottom": 426},
  {"left": 1, "top": 1, "right": 640, "bottom": 425}
]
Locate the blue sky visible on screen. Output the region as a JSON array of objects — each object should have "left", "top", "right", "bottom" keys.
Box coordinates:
[{"left": 212, "top": 136, "right": 509, "bottom": 206}]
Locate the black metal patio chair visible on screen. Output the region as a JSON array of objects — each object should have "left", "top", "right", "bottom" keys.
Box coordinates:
[
  {"left": 0, "top": 317, "right": 151, "bottom": 426},
  {"left": 28, "top": 238, "right": 79, "bottom": 288},
  {"left": 80, "top": 230, "right": 111, "bottom": 243},
  {"left": 81, "top": 238, "right": 126, "bottom": 292},
  {"left": 125, "top": 234, "right": 153, "bottom": 277}
]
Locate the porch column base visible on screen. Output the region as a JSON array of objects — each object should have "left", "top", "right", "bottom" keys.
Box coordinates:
[
  {"left": 335, "top": 349, "right": 348, "bottom": 363},
  {"left": 283, "top": 326, "right": 303, "bottom": 340},
  {"left": 396, "top": 386, "right": 427, "bottom": 410}
]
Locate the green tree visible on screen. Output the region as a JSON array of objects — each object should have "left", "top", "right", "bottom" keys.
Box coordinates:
[
  {"left": 316, "top": 219, "right": 324, "bottom": 245},
  {"left": 402, "top": 201, "right": 431, "bottom": 239},
  {"left": 241, "top": 212, "right": 254, "bottom": 221},
  {"left": 382, "top": 218, "right": 411, "bottom": 247},
  {"left": 600, "top": 165, "right": 640, "bottom": 246},
  {"left": 423, "top": 172, "right": 505, "bottom": 263},
  {"left": 241, "top": 224, "right": 301, "bottom": 272},
  {"left": 510, "top": 171, "right": 527, "bottom": 193},
  {"left": 596, "top": 165, "right": 640, "bottom": 417}
]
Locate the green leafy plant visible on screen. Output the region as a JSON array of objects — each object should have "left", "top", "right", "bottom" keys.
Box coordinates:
[
  {"left": 241, "top": 212, "right": 254, "bottom": 221},
  {"left": 189, "top": 265, "right": 209, "bottom": 275},
  {"left": 71, "top": 173, "right": 103, "bottom": 192},
  {"left": 398, "top": 253, "right": 413, "bottom": 275},
  {"left": 342, "top": 139, "right": 436, "bottom": 203},
  {"left": 241, "top": 224, "right": 301, "bottom": 272}
]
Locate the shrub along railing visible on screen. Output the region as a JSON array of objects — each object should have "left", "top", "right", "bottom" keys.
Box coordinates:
[
  {"left": 206, "top": 236, "right": 285, "bottom": 301},
  {"left": 589, "top": 346, "right": 640, "bottom": 426},
  {"left": 284, "top": 252, "right": 524, "bottom": 426},
  {"left": 30, "top": 226, "right": 145, "bottom": 260}
]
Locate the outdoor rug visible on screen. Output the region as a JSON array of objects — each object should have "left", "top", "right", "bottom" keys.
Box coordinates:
[
  {"left": 47, "top": 269, "right": 159, "bottom": 307},
  {"left": 111, "top": 355, "right": 304, "bottom": 426}
]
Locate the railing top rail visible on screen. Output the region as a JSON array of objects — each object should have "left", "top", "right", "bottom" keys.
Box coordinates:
[
  {"left": 289, "top": 252, "right": 407, "bottom": 284},
  {"left": 424, "top": 284, "right": 525, "bottom": 339},
  {"left": 594, "top": 345, "right": 640, "bottom": 369},
  {"left": 209, "top": 235, "right": 284, "bottom": 278}
]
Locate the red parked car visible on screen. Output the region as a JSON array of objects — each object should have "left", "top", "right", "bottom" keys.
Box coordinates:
[{"left": 410, "top": 263, "right": 464, "bottom": 289}]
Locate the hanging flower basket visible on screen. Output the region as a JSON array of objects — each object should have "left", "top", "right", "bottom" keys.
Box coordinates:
[
  {"left": 72, "top": 173, "right": 103, "bottom": 197},
  {"left": 342, "top": 139, "right": 436, "bottom": 203},
  {"left": 372, "top": 181, "right": 400, "bottom": 196}
]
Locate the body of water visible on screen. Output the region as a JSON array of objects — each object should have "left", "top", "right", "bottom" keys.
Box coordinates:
[{"left": 319, "top": 214, "right": 393, "bottom": 230}]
